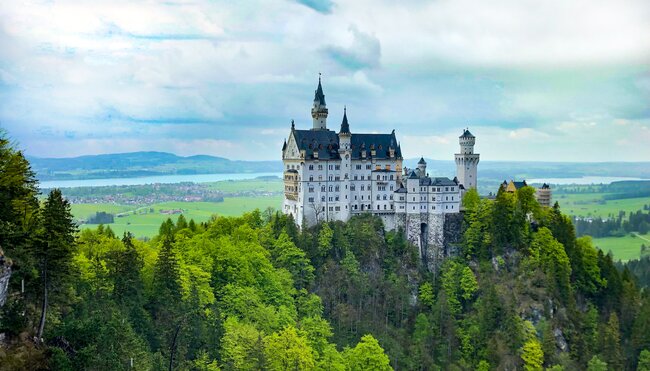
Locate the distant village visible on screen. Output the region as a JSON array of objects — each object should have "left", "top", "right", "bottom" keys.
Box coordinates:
[{"left": 53, "top": 182, "right": 280, "bottom": 206}]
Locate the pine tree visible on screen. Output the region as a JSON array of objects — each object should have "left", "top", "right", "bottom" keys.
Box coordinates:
[
  {"left": 151, "top": 234, "right": 184, "bottom": 367},
  {"left": 36, "top": 188, "right": 77, "bottom": 341}
]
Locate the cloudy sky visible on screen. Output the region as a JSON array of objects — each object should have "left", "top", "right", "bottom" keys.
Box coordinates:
[{"left": 1, "top": 0, "right": 649, "bottom": 161}]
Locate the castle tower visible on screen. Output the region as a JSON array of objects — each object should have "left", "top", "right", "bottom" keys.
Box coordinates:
[
  {"left": 339, "top": 106, "right": 351, "bottom": 149},
  {"left": 417, "top": 157, "right": 427, "bottom": 178},
  {"left": 455, "top": 129, "right": 479, "bottom": 190},
  {"left": 338, "top": 107, "right": 352, "bottom": 220},
  {"left": 311, "top": 75, "right": 328, "bottom": 130}
]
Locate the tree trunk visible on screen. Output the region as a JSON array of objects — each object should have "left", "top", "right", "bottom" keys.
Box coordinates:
[
  {"left": 168, "top": 323, "right": 181, "bottom": 371},
  {"left": 37, "top": 267, "right": 47, "bottom": 342}
]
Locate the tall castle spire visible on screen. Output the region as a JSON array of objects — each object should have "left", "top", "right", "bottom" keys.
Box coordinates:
[
  {"left": 311, "top": 74, "right": 328, "bottom": 130},
  {"left": 340, "top": 106, "right": 350, "bottom": 134}
]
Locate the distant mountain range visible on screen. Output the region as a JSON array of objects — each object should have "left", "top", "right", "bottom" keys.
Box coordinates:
[
  {"left": 28, "top": 151, "right": 650, "bottom": 182},
  {"left": 28, "top": 151, "right": 282, "bottom": 181}
]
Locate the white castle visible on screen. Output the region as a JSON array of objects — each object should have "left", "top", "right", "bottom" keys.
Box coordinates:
[{"left": 282, "top": 78, "right": 479, "bottom": 268}]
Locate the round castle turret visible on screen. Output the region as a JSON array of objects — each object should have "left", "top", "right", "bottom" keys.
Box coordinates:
[
  {"left": 311, "top": 76, "right": 328, "bottom": 130},
  {"left": 455, "top": 129, "right": 479, "bottom": 190}
]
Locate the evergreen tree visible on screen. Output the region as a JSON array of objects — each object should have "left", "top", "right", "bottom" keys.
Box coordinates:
[
  {"left": 36, "top": 189, "right": 77, "bottom": 341},
  {"left": 150, "top": 234, "right": 184, "bottom": 367}
]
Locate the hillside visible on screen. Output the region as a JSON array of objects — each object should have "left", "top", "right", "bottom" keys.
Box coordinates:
[
  {"left": 28, "top": 151, "right": 283, "bottom": 181},
  {"left": 4, "top": 133, "right": 650, "bottom": 370}
]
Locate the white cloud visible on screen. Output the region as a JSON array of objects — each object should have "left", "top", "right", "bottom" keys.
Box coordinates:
[{"left": 0, "top": 0, "right": 649, "bottom": 162}]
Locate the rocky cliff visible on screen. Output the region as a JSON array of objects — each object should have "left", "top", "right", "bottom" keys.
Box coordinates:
[{"left": 0, "top": 249, "right": 11, "bottom": 307}]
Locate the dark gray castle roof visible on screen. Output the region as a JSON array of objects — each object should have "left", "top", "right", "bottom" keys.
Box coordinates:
[
  {"left": 340, "top": 107, "right": 350, "bottom": 134},
  {"left": 513, "top": 180, "right": 528, "bottom": 189},
  {"left": 460, "top": 129, "right": 474, "bottom": 138},
  {"left": 419, "top": 177, "right": 458, "bottom": 187},
  {"left": 292, "top": 129, "right": 403, "bottom": 161},
  {"left": 314, "top": 77, "right": 326, "bottom": 105},
  {"left": 418, "top": 157, "right": 426, "bottom": 164}
]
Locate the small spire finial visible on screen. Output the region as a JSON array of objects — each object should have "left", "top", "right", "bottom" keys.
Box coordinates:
[
  {"left": 344, "top": 105, "right": 346, "bottom": 113},
  {"left": 291, "top": 119, "right": 295, "bottom": 130}
]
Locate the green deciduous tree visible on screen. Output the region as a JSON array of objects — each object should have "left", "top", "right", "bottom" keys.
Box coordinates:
[
  {"left": 264, "top": 325, "right": 316, "bottom": 370},
  {"left": 587, "top": 355, "right": 607, "bottom": 371},
  {"left": 521, "top": 338, "right": 544, "bottom": 371},
  {"left": 343, "top": 334, "right": 392, "bottom": 371}
]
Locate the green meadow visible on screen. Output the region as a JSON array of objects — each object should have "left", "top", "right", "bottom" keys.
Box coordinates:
[
  {"left": 74, "top": 196, "right": 283, "bottom": 238},
  {"left": 555, "top": 189, "right": 650, "bottom": 261},
  {"left": 555, "top": 193, "right": 650, "bottom": 219},
  {"left": 592, "top": 233, "right": 650, "bottom": 262}
]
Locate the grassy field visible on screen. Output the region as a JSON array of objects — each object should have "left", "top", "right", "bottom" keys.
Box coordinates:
[
  {"left": 76, "top": 196, "right": 283, "bottom": 238},
  {"left": 593, "top": 233, "right": 650, "bottom": 262},
  {"left": 554, "top": 192, "right": 650, "bottom": 261},
  {"left": 555, "top": 193, "right": 650, "bottom": 218},
  {"left": 205, "top": 178, "right": 283, "bottom": 193}
]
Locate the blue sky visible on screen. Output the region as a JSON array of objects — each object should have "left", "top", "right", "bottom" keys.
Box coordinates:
[{"left": 0, "top": 0, "right": 649, "bottom": 161}]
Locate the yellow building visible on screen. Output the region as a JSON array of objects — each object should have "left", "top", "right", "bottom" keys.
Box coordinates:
[{"left": 500, "top": 180, "right": 552, "bottom": 207}]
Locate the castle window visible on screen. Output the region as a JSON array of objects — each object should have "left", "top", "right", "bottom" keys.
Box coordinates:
[
  {"left": 309, "top": 187, "right": 314, "bottom": 192},
  {"left": 321, "top": 196, "right": 325, "bottom": 202},
  {"left": 309, "top": 176, "right": 313, "bottom": 181},
  {"left": 376, "top": 195, "right": 380, "bottom": 200},
  {"left": 335, "top": 196, "right": 339, "bottom": 201},
  {"left": 445, "top": 187, "right": 449, "bottom": 191},
  {"left": 329, "top": 186, "right": 333, "bottom": 192},
  {"left": 351, "top": 185, "right": 356, "bottom": 191},
  {"left": 354, "top": 175, "right": 358, "bottom": 180},
  {"left": 356, "top": 164, "right": 361, "bottom": 170},
  {"left": 385, "top": 164, "right": 390, "bottom": 170},
  {"left": 309, "top": 164, "right": 314, "bottom": 170},
  {"left": 322, "top": 206, "right": 325, "bottom": 211},
  {"left": 308, "top": 197, "right": 314, "bottom": 202},
  {"left": 390, "top": 175, "right": 394, "bottom": 180},
  {"left": 335, "top": 186, "right": 340, "bottom": 191},
  {"left": 335, "top": 165, "right": 340, "bottom": 170},
  {"left": 366, "top": 164, "right": 371, "bottom": 170},
  {"left": 361, "top": 185, "right": 365, "bottom": 191},
  {"left": 321, "top": 186, "right": 325, "bottom": 192},
  {"left": 319, "top": 176, "right": 322, "bottom": 181},
  {"left": 318, "top": 165, "right": 323, "bottom": 170},
  {"left": 377, "top": 205, "right": 380, "bottom": 210},
  {"left": 329, "top": 197, "right": 333, "bottom": 202},
  {"left": 377, "top": 175, "right": 380, "bottom": 180}
]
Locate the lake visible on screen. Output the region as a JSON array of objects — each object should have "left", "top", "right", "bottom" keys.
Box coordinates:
[
  {"left": 527, "top": 176, "right": 648, "bottom": 185},
  {"left": 39, "top": 172, "right": 282, "bottom": 189}
]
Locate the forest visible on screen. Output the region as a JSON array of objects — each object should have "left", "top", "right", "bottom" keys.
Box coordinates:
[{"left": 2, "top": 132, "right": 650, "bottom": 370}]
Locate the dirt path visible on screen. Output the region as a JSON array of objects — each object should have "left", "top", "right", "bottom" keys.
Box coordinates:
[{"left": 633, "top": 232, "right": 650, "bottom": 243}]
